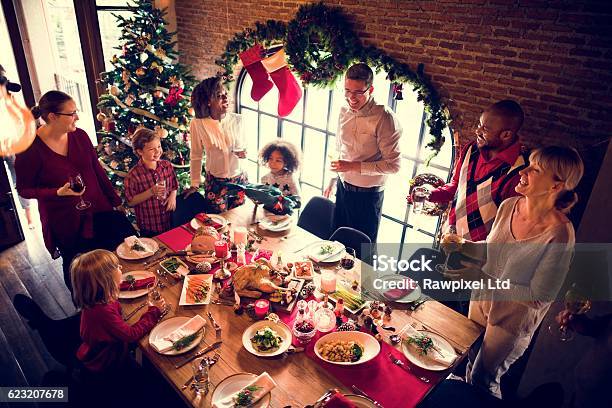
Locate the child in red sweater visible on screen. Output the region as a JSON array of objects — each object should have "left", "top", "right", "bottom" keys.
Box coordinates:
[{"left": 71, "top": 249, "right": 165, "bottom": 373}]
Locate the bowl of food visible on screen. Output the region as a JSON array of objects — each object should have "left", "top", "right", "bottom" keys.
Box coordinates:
[
  {"left": 314, "top": 331, "right": 380, "bottom": 366},
  {"left": 242, "top": 320, "right": 292, "bottom": 357},
  {"left": 159, "top": 256, "right": 190, "bottom": 277},
  {"left": 292, "top": 319, "right": 316, "bottom": 345}
]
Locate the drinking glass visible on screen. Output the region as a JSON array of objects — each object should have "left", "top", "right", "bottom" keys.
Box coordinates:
[
  {"left": 411, "top": 187, "right": 430, "bottom": 214},
  {"left": 155, "top": 178, "right": 167, "bottom": 201},
  {"left": 340, "top": 247, "right": 356, "bottom": 271},
  {"left": 549, "top": 283, "right": 592, "bottom": 341},
  {"left": 147, "top": 282, "right": 170, "bottom": 313},
  {"left": 70, "top": 174, "right": 91, "bottom": 210},
  {"left": 435, "top": 226, "right": 462, "bottom": 274},
  {"left": 191, "top": 357, "right": 210, "bottom": 396}
]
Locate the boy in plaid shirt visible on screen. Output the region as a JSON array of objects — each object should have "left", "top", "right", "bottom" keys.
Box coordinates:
[{"left": 125, "top": 128, "right": 178, "bottom": 236}]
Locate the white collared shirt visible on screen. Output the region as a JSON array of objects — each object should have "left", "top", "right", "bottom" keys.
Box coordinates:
[
  {"left": 189, "top": 113, "right": 244, "bottom": 186},
  {"left": 336, "top": 97, "right": 402, "bottom": 187}
]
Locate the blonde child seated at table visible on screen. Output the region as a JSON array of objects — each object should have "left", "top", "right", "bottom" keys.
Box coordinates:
[
  {"left": 125, "top": 128, "right": 179, "bottom": 237},
  {"left": 71, "top": 249, "right": 165, "bottom": 373},
  {"left": 259, "top": 140, "right": 301, "bottom": 199}
]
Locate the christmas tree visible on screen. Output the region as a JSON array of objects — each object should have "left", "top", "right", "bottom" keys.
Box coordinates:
[{"left": 96, "top": 0, "right": 195, "bottom": 197}]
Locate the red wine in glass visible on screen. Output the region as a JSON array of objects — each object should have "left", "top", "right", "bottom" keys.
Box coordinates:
[
  {"left": 70, "top": 174, "right": 91, "bottom": 210},
  {"left": 340, "top": 247, "right": 356, "bottom": 270}
]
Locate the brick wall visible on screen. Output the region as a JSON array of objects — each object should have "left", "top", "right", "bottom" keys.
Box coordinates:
[{"left": 174, "top": 0, "right": 612, "bottom": 222}]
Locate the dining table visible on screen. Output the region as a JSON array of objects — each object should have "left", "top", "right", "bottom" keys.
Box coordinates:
[{"left": 117, "top": 201, "right": 484, "bottom": 408}]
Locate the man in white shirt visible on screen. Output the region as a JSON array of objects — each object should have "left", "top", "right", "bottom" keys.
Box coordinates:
[{"left": 324, "top": 63, "right": 402, "bottom": 243}]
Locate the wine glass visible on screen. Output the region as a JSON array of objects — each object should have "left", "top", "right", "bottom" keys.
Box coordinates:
[
  {"left": 549, "top": 283, "right": 592, "bottom": 341},
  {"left": 147, "top": 282, "right": 170, "bottom": 314},
  {"left": 70, "top": 174, "right": 91, "bottom": 210},
  {"left": 340, "top": 247, "right": 356, "bottom": 271},
  {"left": 435, "top": 226, "right": 463, "bottom": 274}
]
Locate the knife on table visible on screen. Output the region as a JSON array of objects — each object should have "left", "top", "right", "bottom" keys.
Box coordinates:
[
  {"left": 175, "top": 340, "right": 222, "bottom": 369},
  {"left": 207, "top": 311, "right": 222, "bottom": 340}
]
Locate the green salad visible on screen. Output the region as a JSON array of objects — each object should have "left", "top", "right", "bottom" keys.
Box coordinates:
[{"left": 250, "top": 326, "right": 283, "bottom": 352}]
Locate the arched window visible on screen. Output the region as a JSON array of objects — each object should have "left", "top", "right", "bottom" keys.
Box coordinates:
[{"left": 237, "top": 68, "right": 454, "bottom": 248}]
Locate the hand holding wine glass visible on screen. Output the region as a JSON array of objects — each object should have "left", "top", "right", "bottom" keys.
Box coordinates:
[
  {"left": 549, "top": 283, "right": 592, "bottom": 341},
  {"left": 68, "top": 174, "right": 91, "bottom": 210},
  {"left": 57, "top": 182, "right": 85, "bottom": 196}
]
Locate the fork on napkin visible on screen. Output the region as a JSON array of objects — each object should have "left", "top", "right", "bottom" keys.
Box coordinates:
[
  {"left": 212, "top": 372, "right": 277, "bottom": 408},
  {"left": 401, "top": 324, "right": 457, "bottom": 366},
  {"left": 150, "top": 315, "right": 206, "bottom": 353},
  {"left": 124, "top": 235, "right": 155, "bottom": 257}
]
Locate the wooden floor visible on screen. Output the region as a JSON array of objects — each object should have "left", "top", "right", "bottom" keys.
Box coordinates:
[{"left": 0, "top": 215, "right": 77, "bottom": 407}]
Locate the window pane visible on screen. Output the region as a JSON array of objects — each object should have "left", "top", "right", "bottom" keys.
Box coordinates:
[
  {"left": 244, "top": 160, "right": 259, "bottom": 184},
  {"left": 426, "top": 126, "right": 454, "bottom": 171},
  {"left": 329, "top": 85, "right": 343, "bottom": 134},
  {"left": 378, "top": 217, "right": 404, "bottom": 247},
  {"left": 302, "top": 128, "right": 325, "bottom": 187},
  {"left": 259, "top": 114, "right": 278, "bottom": 149},
  {"left": 372, "top": 71, "right": 390, "bottom": 106},
  {"left": 395, "top": 88, "right": 425, "bottom": 159},
  {"left": 382, "top": 159, "right": 414, "bottom": 222},
  {"left": 300, "top": 185, "right": 323, "bottom": 212},
  {"left": 324, "top": 135, "right": 338, "bottom": 184},
  {"left": 282, "top": 121, "right": 303, "bottom": 157},
  {"left": 97, "top": 10, "right": 133, "bottom": 72},
  {"left": 404, "top": 227, "right": 436, "bottom": 244},
  {"left": 304, "top": 87, "right": 329, "bottom": 131},
  {"left": 259, "top": 86, "right": 279, "bottom": 115},
  {"left": 239, "top": 73, "right": 258, "bottom": 109},
  {"left": 242, "top": 109, "right": 259, "bottom": 160}
]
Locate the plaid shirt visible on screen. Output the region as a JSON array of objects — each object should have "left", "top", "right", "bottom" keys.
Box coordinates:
[{"left": 125, "top": 159, "right": 178, "bottom": 234}]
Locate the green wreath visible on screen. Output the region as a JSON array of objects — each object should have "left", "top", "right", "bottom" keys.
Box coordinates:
[
  {"left": 285, "top": 3, "right": 360, "bottom": 87},
  {"left": 215, "top": 2, "right": 451, "bottom": 158}
]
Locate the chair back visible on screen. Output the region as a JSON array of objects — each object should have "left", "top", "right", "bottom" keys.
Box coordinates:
[
  {"left": 13, "top": 294, "right": 81, "bottom": 370},
  {"left": 172, "top": 192, "right": 208, "bottom": 228},
  {"left": 297, "top": 197, "right": 335, "bottom": 240},
  {"left": 329, "top": 226, "right": 372, "bottom": 261}
]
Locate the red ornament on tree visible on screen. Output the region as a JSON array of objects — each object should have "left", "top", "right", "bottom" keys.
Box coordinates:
[{"left": 164, "top": 86, "right": 183, "bottom": 106}]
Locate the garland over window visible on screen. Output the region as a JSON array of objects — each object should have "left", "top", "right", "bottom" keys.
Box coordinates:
[{"left": 215, "top": 2, "right": 451, "bottom": 156}]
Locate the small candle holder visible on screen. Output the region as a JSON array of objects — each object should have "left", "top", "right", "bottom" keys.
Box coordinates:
[
  {"left": 314, "top": 306, "right": 336, "bottom": 333},
  {"left": 253, "top": 299, "right": 270, "bottom": 319}
]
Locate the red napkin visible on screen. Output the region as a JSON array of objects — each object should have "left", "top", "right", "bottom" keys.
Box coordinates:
[
  {"left": 252, "top": 248, "right": 273, "bottom": 262},
  {"left": 120, "top": 276, "right": 155, "bottom": 291},
  {"left": 324, "top": 391, "right": 357, "bottom": 408},
  {"left": 195, "top": 213, "right": 222, "bottom": 229},
  {"left": 384, "top": 278, "right": 416, "bottom": 300}
]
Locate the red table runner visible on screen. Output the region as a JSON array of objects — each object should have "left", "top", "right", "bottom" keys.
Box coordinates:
[
  {"left": 278, "top": 308, "right": 442, "bottom": 408},
  {"left": 156, "top": 224, "right": 195, "bottom": 251}
]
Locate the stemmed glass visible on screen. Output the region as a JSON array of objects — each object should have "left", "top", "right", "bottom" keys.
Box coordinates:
[
  {"left": 70, "top": 174, "right": 91, "bottom": 210},
  {"left": 147, "top": 282, "right": 170, "bottom": 315},
  {"left": 549, "top": 283, "right": 592, "bottom": 341},
  {"left": 340, "top": 247, "right": 356, "bottom": 271},
  {"left": 435, "top": 226, "right": 463, "bottom": 274}
]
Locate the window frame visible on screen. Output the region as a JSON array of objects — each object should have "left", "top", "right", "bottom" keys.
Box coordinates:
[{"left": 235, "top": 68, "right": 455, "bottom": 250}]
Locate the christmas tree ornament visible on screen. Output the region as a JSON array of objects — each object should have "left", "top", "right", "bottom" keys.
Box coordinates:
[
  {"left": 154, "top": 125, "right": 168, "bottom": 139},
  {"left": 124, "top": 95, "right": 134, "bottom": 106},
  {"left": 393, "top": 83, "right": 403, "bottom": 100},
  {"left": 239, "top": 44, "right": 273, "bottom": 102},
  {"left": 153, "top": 90, "right": 164, "bottom": 98},
  {"left": 139, "top": 52, "right": 148, "bottom": 63},
  {"left": 151, "top": 61, "right": 163, "bottom": 73},
  {"left": 169, "top": 117, "right": 178, "bottom": 123},
  {"left": 104, "top": 119, "right": 116, "bottom": 132},
  {"left": 96, "top": 112, "right": 107, "bottom": 122},
  {"left": 112, "top": 55, "right": 118, "bottom": 64},
  {"left": 164, "top": 87, "right": 183, "bottom": 106},
  {"left": 136, "top": 67, "right": 146, "bottom": 76},
  {"left": 261, "top": 48, "right": 303, "bottom": 117},
  {"left": 188, "top": 107, "right": 195, "bottom": 116},
  {"left": 110, "top": 85, "right": 120, "bottom": 96},
  {"left": 110, "top": 160, "right": 119, "bottom": 169}
]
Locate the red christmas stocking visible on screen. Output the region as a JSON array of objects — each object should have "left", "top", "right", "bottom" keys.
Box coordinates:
[
  {"left": 239, "top": 44, "right": 274, "bottom": 102},
  {"left": 262, "top": 48, "right": 303, "bottom": 117}
]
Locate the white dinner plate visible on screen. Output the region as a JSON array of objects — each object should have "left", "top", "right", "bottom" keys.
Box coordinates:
[
  {"left": 118, "top": 270, "right": 156, "bottom": 299},
  {"left": 314, "top": 331, "right": 381, "bottom": 366},
  {"left": 258, "top": 216, "right": 293, "bottom": 232},
  {"left": 401, "top": 330, "right": 457, "bottom": 371},
  {"left": 211, "top": 373, "right": 271, "bottom": 408},
  {"left": 305, "top": 240, "right": 346, "bottom": 263},
  {"left": 116, "top": 238, "right": 159, "bottom": 260},
  {"left": 378, "top": 274, "right": 422, "bottom": 303},
  {"left": 344, "top": 394, "right": 378, "bottom": 408},
  {"left": 179, "top": 274, "right": 213, "bottom": 306},
  {"left": 242, "top": 320, "right": 292, "bottom": 357},
  {"left": 148, "top": 316, "right": 204, "bottom": 356},
  {"left": 190, "top": 214, "right": 227, "bottom": 231}
]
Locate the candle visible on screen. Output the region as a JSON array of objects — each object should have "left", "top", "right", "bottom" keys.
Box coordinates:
[
  {"left": 214, "top": 240, "right": 228, "bottom": 258},
  {"left": 320, "top": 271, "right": 337, "bottom": 294},
  {"left": 232, "top": 227, "right": 248, "bottom": 247},
  {"left": 314, "top": 307, "right": 336, "bottom": 332},
  {"left": 254, "top": 299, "right": 270, "bottom": 319}
]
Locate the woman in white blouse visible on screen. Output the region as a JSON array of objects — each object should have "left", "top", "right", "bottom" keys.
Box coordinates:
[
  {"left": 184, "top": 76, "right": 247, "bottom": 213},
  {"left": 442, "top": 145, "right": 584, "bottom": 398}
]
